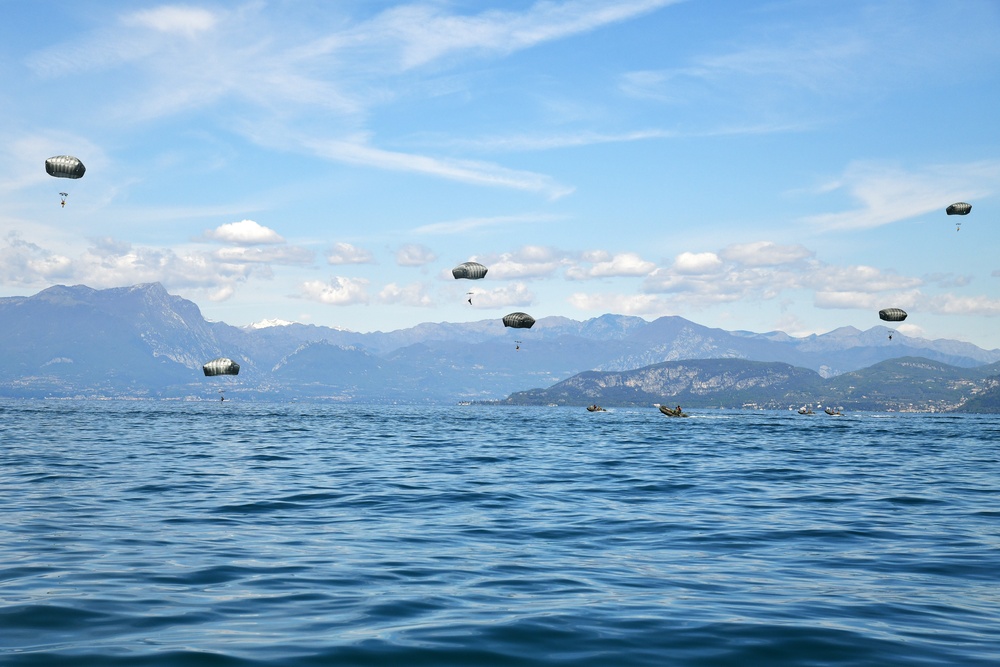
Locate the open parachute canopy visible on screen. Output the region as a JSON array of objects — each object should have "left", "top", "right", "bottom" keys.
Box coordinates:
[
  {"left": 452, "top": 261, "right": 488, "bottom": 280},
  {"left": 878, "top": 308, "right": 907, "bottom": 322},
  {"left": 203, "top": 357, "right": 240, "bottom": 376},
  {"left": 502, "top": 312, "right": 535, "bottom": 329},
  {"left": 45, "top": 155, "right": 86, "bottom": 179},
  {"left": 946, "top": 202, "right": 971, "bottom": 216}
]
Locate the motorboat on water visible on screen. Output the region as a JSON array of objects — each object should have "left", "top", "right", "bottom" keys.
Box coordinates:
[{"left": 658, "top": 404, "right": 689, "bottom": 418}]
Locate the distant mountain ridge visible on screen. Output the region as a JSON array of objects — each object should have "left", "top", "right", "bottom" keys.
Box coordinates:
[
  {"left": 1, "top": 282, "right": 999, "bottom": 406},
  {"left": 505, "top": 357, "right": 1000, "bottom": 412}
]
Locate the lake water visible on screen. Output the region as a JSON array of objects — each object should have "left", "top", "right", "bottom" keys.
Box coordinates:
[{"left": 2, "top": 401, "right": 999, "bottom": 666}]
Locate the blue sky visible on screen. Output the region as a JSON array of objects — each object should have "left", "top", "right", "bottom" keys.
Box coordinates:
[{"left": 2, "top": 1, "right": 1000, "bottom": 348}]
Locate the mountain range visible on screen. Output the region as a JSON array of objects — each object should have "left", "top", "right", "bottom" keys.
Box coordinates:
[
  {"left": 2, "top": 282, "right": 1000, "bottom": 408},
  {"left": 505, "top": 356, "right": 1000, "bottom": 412}
]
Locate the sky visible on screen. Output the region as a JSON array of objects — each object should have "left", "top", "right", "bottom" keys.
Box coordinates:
[{"left": 2, "top": 1, "right": 1000, "bottom": 348}]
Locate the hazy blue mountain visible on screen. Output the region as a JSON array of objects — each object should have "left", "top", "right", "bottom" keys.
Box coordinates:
[
  {"left": 504, "top": 356, "right": 1000, "bottom": 412},
  {"left": 505, "top": 359, "right": 826, "bottom": 409},
  {"left": 2, "top": 282, "right": 999, "bottom": 405}
]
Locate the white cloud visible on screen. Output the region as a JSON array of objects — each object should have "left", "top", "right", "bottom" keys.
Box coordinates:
[
  {"left": 673, "top": 252, "right": 722, "bottom": 274},
  {"left": 378, "top": 282, "right": 433, "bottom": 307},
  {"left": 396, "top": 244, "right": 436, "bottom": 267},
  {"left": 813, "top": 291, "right": 882, "bottom": 311},
  {"left": 437, "top": 128, "right": 677, "bottom": 152},
  {"left": 306, "top": 138, "right": 573, "bottom": 199},
  {"left": 464, "top": 282, "right": 534, "bottom": 308},
  {"left": 413, "top": 213, "right": 566, "bottom": 235},
  {"left": 485, "top": 245, "right": 568, "bottom": 279},
  {"left": 208, "top": 284, "right": 235, "bottom": 302},
  {"left": 123, "top": 6, "right": 218, "bottom": 38},
  {"left": 566, "top": 251, "right": 655, "bottom": 280},
  {"left": 720, "top": 241, "right": 813, "bottom": 267},
  {"left": 205, "top": 219, "right": 285, "bottom": 245},
  {"left": 802, "top": 161, "right": 1000, "bottom": 230},
  {"left": 354, "top": 0, "right": 679, "bottom": 70},
  {"left": 26, "top": 0, "right": 673, "bottom": 197},
  {"left": 299, "top": 277, "right": 370, "bottom": 305},
  {"left": 925, "top": 294, "right": 1000, "bottom": 317},
  {"left": 327, "top": 242, "right": 374, "bottom": 265},
  {"left": 806, "top": 265, "right": 922, "bottom": 293},
  {"left": 213, "top": 246, "right": 313, "bottom": 265},
  {"left": 568, "top": 292, "right": 669, "bottom": 315},
  {"left": 0, "top": 234, "right": 316, "bottom": 299},
  {"left": 640, "top": 240, "right": 930, "bottom": 310}
]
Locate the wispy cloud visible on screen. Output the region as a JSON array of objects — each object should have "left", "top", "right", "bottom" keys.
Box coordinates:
[
  {"left": 204, "top": 219, "right": 284, "bottom": 245},
  {"left": 480, "top": 245, "right": 570, "bottom": 279},
  {"left": 565, "top": 251, "right": 655, "bottom": 279},
  {"left": 568, "top": 292, "right": 670, "bottom": 315},
  {"left": 638, "top": 242, "right": 923, "bottom": 308},
  {"left": 463, "top": 282, "right": 535, "bottom": 308},
  {"left": 619, "top": 2, "right": 1000, "bottom": 130},
  {"left": 345, "top": 0, "right": 681, "bottom": 70},
  {"left": 26, "top": 1, "right": 681, "bottom": 196},
  {"left": 395, "top": 244, "right": 436, "bottom": 267},
  {"left": 802, "top": 160, "right": 1000, "bottom": 230},
  {"left": 0, "top": 232, "right": 312, "bottom": 298},
  {"left": 327, "top": 242, "right": 375, "bottom": 265},
  {"left": 414, "top": 213, "right": 567, "bottom": 235},
  {"left": 122, "top": 6, "right": 218, "bottom": 38},
  {"left": 299, "top": 277, "right": 370, "bottom": 305},
  {"left": 378, "top": 282, "right": 433, "bottom": 307},
  {"left": 304, "top": 138, "right": 574, "bottom": 198},
  {"left": 433, "top": 129, "right": 677, "bottom": 152}
]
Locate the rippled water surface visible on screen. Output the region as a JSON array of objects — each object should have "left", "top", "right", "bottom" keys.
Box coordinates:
[{"left": 2, "top": 401, "right": 999, "bottom": 666}]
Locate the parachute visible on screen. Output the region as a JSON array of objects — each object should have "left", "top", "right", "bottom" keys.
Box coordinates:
[
  {"left": 45, "top": 155, "right": 86, "bottom": 179},
  {"left": 878, "top": 308, "right": 907, "bottom": 322},
  {"left": 452, "top": 262, "right": 488, "bottom": 280},
  {"left": 502, "top": 312, "right": 535, "bottom": 329},
  {"left": 203, "top": 357, "right": 240, "bottom": 376},
  {"left": 946, "top": 202, "right": 971, "bottom": 216}
]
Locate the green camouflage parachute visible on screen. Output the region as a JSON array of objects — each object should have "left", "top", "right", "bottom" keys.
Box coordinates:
[
  {"left": 45, "top": 155, "right": 86, "bottom": 179},
  {"left": 452, "top": 262, "right": 488, "bottom": 280},
  {"left": 502, "top": 312, "right": 535, "bottom": 329},
  {"left": 203, "top": 357, "right": 240, "bottom": 376},
  {"left": 878, "top": 308, "right": 907, "bottom": 322}
]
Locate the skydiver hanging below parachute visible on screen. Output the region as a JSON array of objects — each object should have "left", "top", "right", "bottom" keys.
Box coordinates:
[
  {"left": 947, "top": 202, "right": 971, "bottom": 231},
  {"left": 453, "top": 261, "right": 488, "bottom": 305},
  {"left": 503, "top": 312, "right": 535, "bottom": 349},
  {"left": 203, "top": 357, "right": 240, "bottom": 401},
  {"left": 45, "top": 155, "right": 86, "bottom": 207},
  {"left": 879, "top": 308, "right": 907, "bottom": 340}
]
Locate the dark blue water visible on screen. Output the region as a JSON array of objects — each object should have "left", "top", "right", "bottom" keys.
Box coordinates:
[{"left": 2, "top": 401, "right": 999, "bottom": 666}]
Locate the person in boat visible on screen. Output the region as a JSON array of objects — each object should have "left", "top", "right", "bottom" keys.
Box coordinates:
[{"left": 675, "top": 405, "right": 682, "bottom": 415}]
